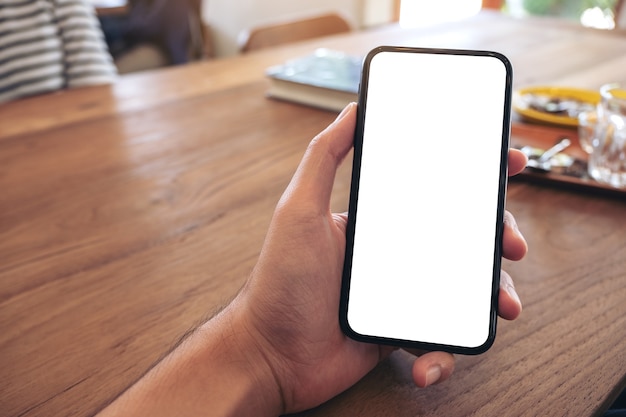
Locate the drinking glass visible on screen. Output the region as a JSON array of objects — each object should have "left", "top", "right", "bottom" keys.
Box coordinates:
[
  {"left": 587, "top": 83, "right": 626, "bottom": 188},
  {"left": 577, "top": 109, "right": 597, "bottom": 154}
]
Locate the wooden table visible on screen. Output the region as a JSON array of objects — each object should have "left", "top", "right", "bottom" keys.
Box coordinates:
[{"left": 1, "top": 11, "right": 625, "bottom": 417}]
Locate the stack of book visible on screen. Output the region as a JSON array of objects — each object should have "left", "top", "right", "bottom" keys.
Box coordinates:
[{"left": 265, "top": 48, "right": 362, "bottom": 111}]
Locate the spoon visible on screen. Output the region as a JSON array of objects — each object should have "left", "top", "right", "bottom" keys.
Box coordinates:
[{"left": 525, "top": 137, "right": 572, "bottom": 172}]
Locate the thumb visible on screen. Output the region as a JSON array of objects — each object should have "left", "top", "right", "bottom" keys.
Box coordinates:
[{"left": 281, "top": 103, "right": 357, "bottom": 212}]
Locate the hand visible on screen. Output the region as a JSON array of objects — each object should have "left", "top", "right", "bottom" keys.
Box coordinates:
[
  {"left": 97, "top": 103, "right": 528, "bottom": 417},
  {"left": 231, "top": 103, "right": 528, "bottom": 413}
]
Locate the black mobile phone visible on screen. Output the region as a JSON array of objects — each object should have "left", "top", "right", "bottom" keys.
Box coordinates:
[{"left": 339, "top": 46, "right": 512, "bottom": 355}]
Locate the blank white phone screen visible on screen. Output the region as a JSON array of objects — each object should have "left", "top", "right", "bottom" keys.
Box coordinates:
[{"left": 347, "top": 50, "right": 509, "bottom": 349}]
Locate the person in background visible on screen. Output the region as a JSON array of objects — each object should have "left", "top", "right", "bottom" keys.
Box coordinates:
[
  {"left": 98, "top": 0, "right": 196, "bottom": 67},
  {"left": 96, "top": 103, "right": 530, "bottom": 416},
  {"left": 0, "top": 0, "right": 117, "bottom": 104}
]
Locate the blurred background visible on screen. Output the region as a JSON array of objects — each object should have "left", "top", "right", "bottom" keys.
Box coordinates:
[
  {"left": 203, "top": 0, "right": 622, "bottom": 56},
  {"left": 96, "top": 0, "right": 624, "bottom": 72}
]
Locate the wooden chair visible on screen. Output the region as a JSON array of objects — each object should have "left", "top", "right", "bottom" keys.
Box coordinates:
[{"left": 239, "top": 13, "right": 351, "bottom": 53}]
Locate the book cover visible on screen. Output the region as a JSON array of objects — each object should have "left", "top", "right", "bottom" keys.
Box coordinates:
[{"left": 265, "top": 48, "right": 362, "bottom": 112}]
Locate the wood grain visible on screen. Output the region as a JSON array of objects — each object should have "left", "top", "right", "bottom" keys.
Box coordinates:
[{"left": 1, "top": 11, "right": 625, "bottom": 417}]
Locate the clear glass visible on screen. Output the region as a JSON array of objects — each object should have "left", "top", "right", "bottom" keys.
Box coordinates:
[
  {"left": 588, "top": 84, "right": 626, "bottom": 189},
  {"left": 577, "top": 110, "right": 597, "bottom": 154}
]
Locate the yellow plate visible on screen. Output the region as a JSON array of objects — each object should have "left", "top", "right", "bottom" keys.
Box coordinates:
[{"left": 512, "top": 86, "right": 600, "bottom": 127}]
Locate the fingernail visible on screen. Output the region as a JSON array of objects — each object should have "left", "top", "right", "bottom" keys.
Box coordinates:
[
  {"left": 513, "top": 223, "right": 526, "bottom": 244},
  {"left": 425, "top": 365, "right": 442, "bottom": 387},
  {"left": 506, "top": 282, "right": 522, "bottom": 307},
  {"left": 505, "top": 216, "right": 527, "bottom": 245},
  {"left": 335, "top": 102, "right": 354, "bottom": 121}
]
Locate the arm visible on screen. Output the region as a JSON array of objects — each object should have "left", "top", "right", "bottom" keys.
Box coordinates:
[{"left": 97, "top": 304, "right": 282, "bottom": 416}]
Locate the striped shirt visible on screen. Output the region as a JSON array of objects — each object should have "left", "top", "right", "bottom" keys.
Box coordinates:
[{"left": 0, "top": 0, "right": 117, "bottom": 104}]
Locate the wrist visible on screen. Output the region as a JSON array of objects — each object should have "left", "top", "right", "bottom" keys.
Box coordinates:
[
  {"left": 98, "top": 299, "right": 283, "bottom": 417},
  {"left": 200, "top": 300, "right": 284, "bottom": 416}
]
